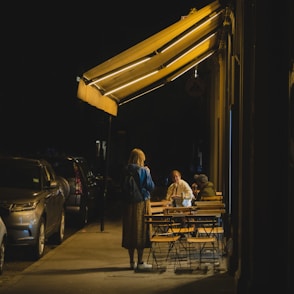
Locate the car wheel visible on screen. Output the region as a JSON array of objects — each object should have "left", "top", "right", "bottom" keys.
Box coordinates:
[
  {"left": 31, "top": 217, "right": 45, "bottom": 260},
  {"left": 0, "top": 239, "right": 5, "bottom": 275},
  {"left": 50, "top": 209, "right": 65, "bottom": 244}
]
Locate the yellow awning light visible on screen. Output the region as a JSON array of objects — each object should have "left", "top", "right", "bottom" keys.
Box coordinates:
[
  {"left": 77, "top": 0, "right": 225, "bottom": 116},
  {"left": 104, "top": 70, "right": 159, "bottom": 96},
  {"left": 159, "top": 10, "right": 223, "bottom": 54},
  {"left": 168, "top": 50, "right": 215, "bottom": 82},
  {"left": 119, "top": 83, "right": 165, "bottom": 106},
  {"left": 88, "top": 56, "right": 153, "bottom": 85},
  {"left": 165, "top": 32, "right": 217, "bottom": 68}
]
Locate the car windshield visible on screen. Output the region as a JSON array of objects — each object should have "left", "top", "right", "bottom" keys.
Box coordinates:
[{"left": 0, "top": 164, "right": 41, "bottom": 190}]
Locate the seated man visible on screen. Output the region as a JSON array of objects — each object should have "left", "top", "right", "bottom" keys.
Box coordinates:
[
  {"left": 194, "top": 173, "right": 216, "bottom": 201},
  {"left": 165, "top": 170, "right": 194, "bottom": 207}
]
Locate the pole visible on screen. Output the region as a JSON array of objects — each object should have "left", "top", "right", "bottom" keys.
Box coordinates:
[{"left": 100, "top": 114, "right": 112, "bottom": 231}]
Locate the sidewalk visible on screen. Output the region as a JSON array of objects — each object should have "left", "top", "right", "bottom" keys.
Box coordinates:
[{"left": 0, "top": 219, "right": 236, "bottom": 293}]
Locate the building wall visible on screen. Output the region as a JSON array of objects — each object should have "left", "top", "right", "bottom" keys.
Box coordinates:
[{"left": 227, "top": 0, "right": 294, "bottom": 293}]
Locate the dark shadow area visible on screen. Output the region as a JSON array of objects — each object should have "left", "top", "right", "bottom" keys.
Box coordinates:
[
  {"left": 21, "top": 266, "right": 135, "bottom": 275},
  {"left": 157, "top": 272, "right": 235, "bottom": 294}
]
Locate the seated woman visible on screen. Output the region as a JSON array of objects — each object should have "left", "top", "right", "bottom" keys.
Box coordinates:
[
  {"left": 165, "top": 170, "right": 194, "bottom": 207},
  {"left": 194, "top": 173, "right": 216, "bottom": 201}
]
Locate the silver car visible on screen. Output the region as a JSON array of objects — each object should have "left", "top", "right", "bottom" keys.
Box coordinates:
[
  {"left": 0, "top": 215, "right": 7, "bottom": 274},
  {"left": 0, "top": 156, "right": 66, "bottom": 260}
]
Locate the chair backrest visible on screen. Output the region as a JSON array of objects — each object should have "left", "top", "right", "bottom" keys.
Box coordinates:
[
  {"left": 163, "top": 206, "right": 194, "bottom": 215},
  {"left": 201, "top": 195, "right": 223, "bottom": 201},
  {"left": 145, "top": 214, "right": 181, "bottom": 237},
  {"left": 150, "top": 201, "right": 166, "bottom": 215},
  {"left": 194, "top": 201, "right": 225, "bottom": 210}
]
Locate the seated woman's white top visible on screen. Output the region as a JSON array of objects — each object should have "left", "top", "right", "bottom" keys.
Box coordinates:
[{"left": 166, "top": 179, "right": 194, "bottom": 207}]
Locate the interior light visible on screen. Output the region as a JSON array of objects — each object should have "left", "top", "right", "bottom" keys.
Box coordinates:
[{"left": 194, "top": 67, "right": 198, "bottom": 78}]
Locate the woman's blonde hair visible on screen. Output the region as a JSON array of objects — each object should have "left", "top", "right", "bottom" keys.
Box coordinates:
[{"left": 128, "top": 148, "right": 146, "bottom": 167}]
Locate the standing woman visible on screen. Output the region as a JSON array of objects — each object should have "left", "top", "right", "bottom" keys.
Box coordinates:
[{"left": 122, "top": 148, "right": 155, "bottom": 270}]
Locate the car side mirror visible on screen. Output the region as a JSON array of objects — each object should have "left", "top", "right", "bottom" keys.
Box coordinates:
[{"left": 49, "top": 180, "right": 58, "bottom": 189}]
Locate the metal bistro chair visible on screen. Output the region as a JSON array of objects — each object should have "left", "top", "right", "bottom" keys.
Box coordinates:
[
  {"left": 167, "top": 223, "right": 195, "bottom": 270},
  {"left": 184, "top": 213, "right": 221, "bottom": 273},
  {"left": 186, "top": 235, "right": 218, "bottom": 273},
  {"left": 196, "top": 226, "right": 225, "bottom": 254},
  {"left": 193, "top": 205, "right": 226, "bottom": 254},
  {"left": 145, "top": 214, "right": 181, "bottom": 271}
]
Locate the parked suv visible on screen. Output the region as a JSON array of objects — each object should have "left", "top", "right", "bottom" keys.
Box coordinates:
[
  {"left": 0, "top": 156, "right": 66, "bottom": 260},
  {"left": 44, "top": 156, "right": 100, "bottom": 227}
]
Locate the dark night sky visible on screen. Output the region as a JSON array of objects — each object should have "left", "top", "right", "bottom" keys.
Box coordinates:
[{"left": 1, "top": 1, "right": 213, "bottom": 180}]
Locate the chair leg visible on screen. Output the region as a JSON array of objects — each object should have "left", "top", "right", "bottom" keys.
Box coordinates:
[
  {"left": 149, "top": 241, "right": 180, "bottom": 270},
  {"left": 186, "top": 237, "right": 218, "bottom": 272}
]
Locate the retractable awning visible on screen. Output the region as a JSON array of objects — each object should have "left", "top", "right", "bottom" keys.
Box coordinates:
[{"left": 77, "top": 0, "right": 226, "bottom": 116}]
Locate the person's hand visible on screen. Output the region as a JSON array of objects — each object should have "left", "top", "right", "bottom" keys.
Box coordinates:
[
  {"left": 171, "top": 195, "right": 181, "bottom": 199},
  {"left": 162, "top": 200, "right": 171, "bottom": 207}
]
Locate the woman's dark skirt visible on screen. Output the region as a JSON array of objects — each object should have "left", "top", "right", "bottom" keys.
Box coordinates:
[{"left": 122, "top": 199, "right": 151, "bottom": 249}]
